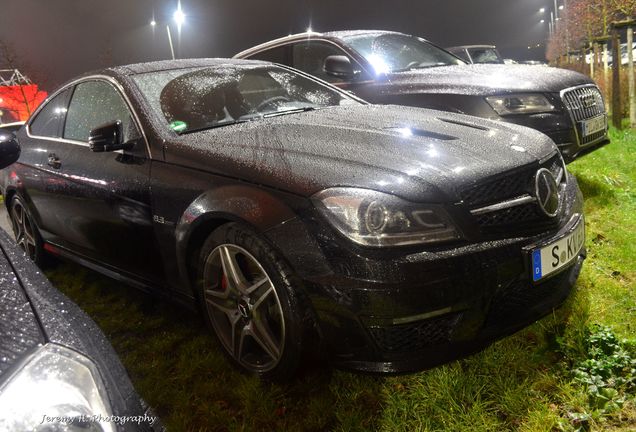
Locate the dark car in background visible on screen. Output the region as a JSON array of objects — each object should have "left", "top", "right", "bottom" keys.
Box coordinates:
[
  {"left": 235, "top": 30, "right": 610, "bottom": 162},
  {"left": 446, "top": 45, "right": 505, "bottom": 64},
  {"left": 2, "top": 58, "right": 585, "bottom": 379},
  {"left": 0, "top": 132, "right": 160, "bottom": 431},
  {"left": 0, "top": 121, "right": 25, "bottom": 136}
]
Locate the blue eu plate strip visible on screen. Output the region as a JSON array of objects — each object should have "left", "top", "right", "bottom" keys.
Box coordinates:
[{"left": 532, "top": 249, "right": 542, "bottom": 281}]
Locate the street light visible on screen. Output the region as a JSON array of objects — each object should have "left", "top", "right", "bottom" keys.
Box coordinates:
[
  {"left": 149, "top": 2, "right": 186, "bottom": 61},
  {"left": 539, "top": 7, "right": 545, "bottom": 13},
  {"left": 174, "top": 8, "right": 185, "bottom": 27}
]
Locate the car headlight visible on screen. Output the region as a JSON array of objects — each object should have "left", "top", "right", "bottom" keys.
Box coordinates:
[
  {"left": 313, "top": 188, "right": 461, "bottom": 247},
  {"left": 0, "top": 344, "right": 116, "bottom": 432},
  {"left": 485, "top": 94, "right": 555, "bottom": 115}
]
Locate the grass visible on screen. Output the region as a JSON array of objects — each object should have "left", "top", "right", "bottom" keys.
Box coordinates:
[{"left": 45, "top": 128, "right": 636, "bottom": 431}]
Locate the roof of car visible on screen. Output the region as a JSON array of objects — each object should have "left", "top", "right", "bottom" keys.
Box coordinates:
[
  {"left": 233, "top": 30, "right": 418, "bottom": 58},
  {"left": 322, "top": 30, "right": 405, "bottom": 39},
  {"left": 0, "top": 121, "right": 25, "bottom": 129},
  {"left": 108, "top": 58, "right": 270, "bottom": 76}
]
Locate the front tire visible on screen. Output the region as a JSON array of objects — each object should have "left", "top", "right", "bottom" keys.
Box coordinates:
[{"left": 197, "top": 223, "right": 307, "bottom": 381}]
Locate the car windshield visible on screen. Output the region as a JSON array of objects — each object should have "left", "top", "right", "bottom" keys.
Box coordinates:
[
  {"left": 342, "top": 33, "right": 465, "bottom": 73},
  {"left": 468, "top": 48, "right": 504, "bottom": 64},
  {"left": 132, "top": 64, "right": 359, "bottom": 134}
]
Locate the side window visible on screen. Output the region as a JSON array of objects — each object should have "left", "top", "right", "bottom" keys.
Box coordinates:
[
  {"left": 29, "top": 89, "right": 71, "bottom": 137},
  {"left": 291, "top": 41, "right": 357, "bottom": 83},
  {"left": 63, "top": 80, "right": 140, "bottom": 143},
  {"left": 247, "top": 46, "right": 290, "bottom": 66}
]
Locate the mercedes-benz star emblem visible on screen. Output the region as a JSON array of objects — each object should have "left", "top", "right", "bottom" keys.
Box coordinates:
[
  {"left": 535, "top": 168, "right": 560, "bottom": 217},
  {"left": 238, "top": 300, "right": 250, "bottom": 318}
]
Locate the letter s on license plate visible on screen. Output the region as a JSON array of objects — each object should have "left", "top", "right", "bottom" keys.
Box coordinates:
[{"left": 531, "top": 218, "right": 585, "bottom": 282}]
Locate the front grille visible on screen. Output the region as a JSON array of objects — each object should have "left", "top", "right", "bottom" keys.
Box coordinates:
[
  {"left": 368, "top": 313, "right": 462, "bottom": 354},
  {"left": 476, "top": 202, "right": 541, "bottom": 227},
  {"left": 461, "top": 154, "right": 564, "bottom": 236},
  {"left": 461, "top": 155, "right": 562, "bottom": 208},
  {"left": 561, "top": 85, "right": 606, "bottom": 145},
  {"left": 461, "top": 173, "right": 529, "bottom": 208}
]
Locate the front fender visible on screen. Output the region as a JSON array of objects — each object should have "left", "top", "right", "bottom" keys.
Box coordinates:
[{"left": 174, "top": 184, "right": 298, "bottom": 287}]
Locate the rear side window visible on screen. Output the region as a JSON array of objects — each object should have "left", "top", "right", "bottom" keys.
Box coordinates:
[
  {"left": 247, "top": 46, "right": 289, "bottom": 65},
  {"left": 63, "top": 80, "right": 140, "bottom": 142},
  {"left": 29, "top": 89, "right": 71, "bottom": 137}
]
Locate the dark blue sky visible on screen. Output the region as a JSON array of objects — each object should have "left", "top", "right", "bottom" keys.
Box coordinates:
[{"left": 1, "top": 0, "right": 556, "bottom": 89}]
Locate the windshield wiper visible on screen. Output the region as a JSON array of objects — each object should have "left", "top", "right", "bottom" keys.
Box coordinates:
[
  {"left": 262, "top": 107, "right": 317, "bottom": 118},
  {"left": 178, "top": 119, "right": 250, "bottom": 134},
  {"left": 408, "top": 62, "right": 450, "bottom": 70}
]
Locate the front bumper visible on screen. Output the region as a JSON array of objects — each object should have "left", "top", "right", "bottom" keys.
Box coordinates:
[
  {"left": 498, "top": 106, "right": 609, "bottom": 164},
  {"left": 266, "top": 174, "right": 585, "bottom": 373}
]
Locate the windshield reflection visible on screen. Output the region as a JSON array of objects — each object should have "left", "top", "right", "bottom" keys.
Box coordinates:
[
  {"left": 343, "top": 33, "right": 465, "bottom": 74},
  {"left": 133, "top": 65, "right": 359, "bottom": 134}
]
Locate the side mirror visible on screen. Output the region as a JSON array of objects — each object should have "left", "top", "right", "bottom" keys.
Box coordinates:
[
  {"left": 0, "top": 131, "right": 20, "bottom": 169},
  {"left": 323, "top": 55, "right": 354, "bottom": 79},
  {"left": 88, "top": 121, "right": 133, "bottom": 152}
]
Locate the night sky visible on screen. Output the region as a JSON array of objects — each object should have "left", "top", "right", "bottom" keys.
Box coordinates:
[{"left": 2, "top": 0, "right": 555, "bottom": 90}]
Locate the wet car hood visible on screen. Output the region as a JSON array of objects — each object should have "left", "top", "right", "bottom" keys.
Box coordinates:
[
  {"left": 0, "top": 241, "right": 44, "bottom": 377},
  {"left": 381, "top": 64, "right": 593, "bottom": 96},
  {"left": 168, "top": 104, "right": 557, "bottom": 203},
  {"left": 0, "top": 229, "right": 139, "bottom": 418}
]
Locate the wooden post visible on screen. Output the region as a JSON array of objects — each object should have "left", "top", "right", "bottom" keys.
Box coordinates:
[
  {"left": 611, "top": 31, "right": 622, "bottom": 129},
  {"left": 628, "top": 26, "right": 636, "bottom": 128},
  {"left": 612, "top": 20, "right": 636, "bottom": 129},
  {"left": 603, "top": 42, "right": 610, "bottom": 103}
]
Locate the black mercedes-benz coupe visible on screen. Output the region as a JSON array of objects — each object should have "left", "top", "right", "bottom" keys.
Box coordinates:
[
  {"left": 1, "top": 58, "right": 585, "bottom": 380},
  {"left": 0, "top": 134, "right": 160, "bottom": 430},
  {"left": 235, "top": 30, "right": 609, "bottom": 163}
]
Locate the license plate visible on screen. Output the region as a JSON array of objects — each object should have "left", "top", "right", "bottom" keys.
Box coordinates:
[
  {"left": 581, "top": 115, "right": 606, "bottom": 137},
  {"left": 531, "top": 218, "right": 585, "bottom": 282}
]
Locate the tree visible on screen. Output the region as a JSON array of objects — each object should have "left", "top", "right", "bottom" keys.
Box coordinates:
[{"left": 610, "top": 0, "right": 636, "bottom": 19}]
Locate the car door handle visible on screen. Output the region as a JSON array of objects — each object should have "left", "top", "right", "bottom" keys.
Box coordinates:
[{"left": 47, "top": 153, "right": 62, "bottom": 169}]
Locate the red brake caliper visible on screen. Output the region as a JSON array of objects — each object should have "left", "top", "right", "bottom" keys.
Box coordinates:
[{"left": 220, "top": 273, "right": 228, "bottom": 291}]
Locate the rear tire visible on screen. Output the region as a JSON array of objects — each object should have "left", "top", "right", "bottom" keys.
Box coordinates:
[
  {"left": 196, "top": 223, "right": 307, "bottom": 381},
  {"left": 9, "top": 195, "right": 47, "bottom": 266}
]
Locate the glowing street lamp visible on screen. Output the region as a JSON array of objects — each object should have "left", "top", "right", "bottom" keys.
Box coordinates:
[
  {"left": 174, "top": 2, "right": 185, "bottom": 32},
  {"left": 149, "top": 2, "right": 186, "bottom": 61}
]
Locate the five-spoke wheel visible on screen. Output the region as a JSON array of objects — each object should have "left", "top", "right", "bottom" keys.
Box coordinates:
[
  {"left": 198, "top": 223, "right": 307, "bottom": 380},
  {"left": 203, "top": 244, "right": 285, "bottom": 372},
  {"left": 9, "top": 196, "right": 44, "bottom": 264}
]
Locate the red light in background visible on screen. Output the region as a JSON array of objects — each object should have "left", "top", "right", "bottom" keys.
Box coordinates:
[{"left": 0, "top": 84, "right": 47, "bottom": 122}]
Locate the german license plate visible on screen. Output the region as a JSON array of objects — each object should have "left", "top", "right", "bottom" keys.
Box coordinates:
[
  {"left": 531, "top": 218, "right": 585, "bottom": 282},
  {"left": 581, "top": 115, "right": 606, "bottom": 137}
]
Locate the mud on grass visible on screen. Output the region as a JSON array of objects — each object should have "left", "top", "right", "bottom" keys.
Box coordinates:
[{"left": 45, "top": 128, "right": 636, "bottom": 431}]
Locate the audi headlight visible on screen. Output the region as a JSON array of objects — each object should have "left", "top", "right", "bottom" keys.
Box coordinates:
[
  {"left": 486, "top": 94, "right": 555, "bottom": 115},
  {"left": 313, "top": 188, "right": 461, "bottom": 247},
  {"left": 0, "top": 344, "right": 115, "bottom": 432}
]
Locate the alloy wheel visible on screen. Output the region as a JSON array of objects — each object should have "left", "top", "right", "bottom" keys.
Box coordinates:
[
  {"left": 11, "top": 200, "right": 37, "bottom": 260},
  {"left": 202, "top": 244, "right": 285, "bottom": 372}
]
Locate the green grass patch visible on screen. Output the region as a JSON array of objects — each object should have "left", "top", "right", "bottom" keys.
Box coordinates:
[{"left": 46, "top": 129, "right": 636, "bottom": 431}]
